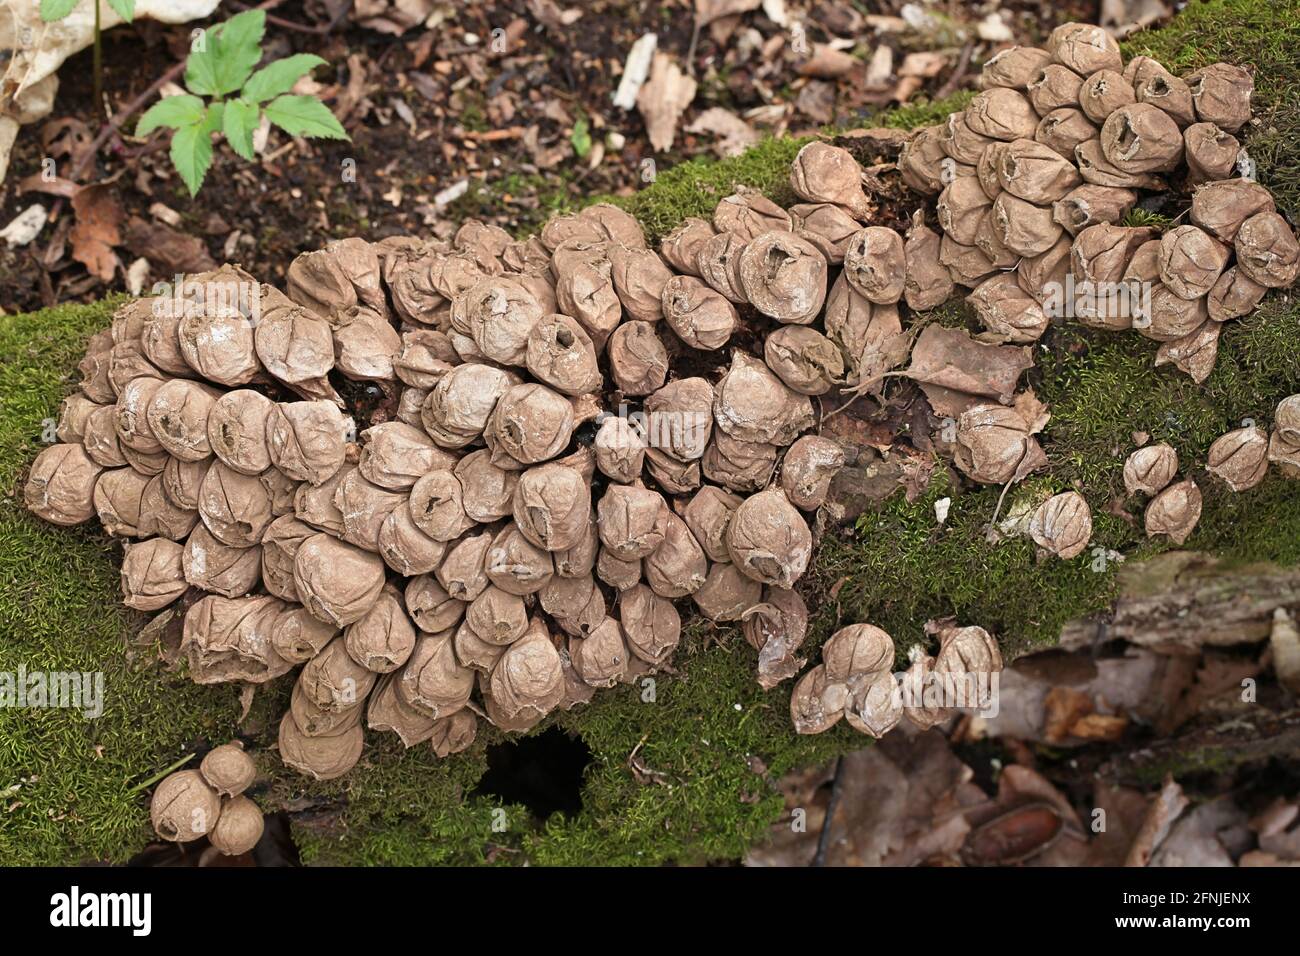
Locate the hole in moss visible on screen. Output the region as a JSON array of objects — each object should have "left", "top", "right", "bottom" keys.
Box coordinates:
[{"left": 472, "top": 728, "right": 591, "bottom": 820}]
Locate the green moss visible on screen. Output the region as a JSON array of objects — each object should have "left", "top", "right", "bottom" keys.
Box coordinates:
[
  {"left": 0, "top": 299, "right": 246, "bottom": 865},
  {"left": 3, "top": 0, "right": 1300, "bottom": 865}
]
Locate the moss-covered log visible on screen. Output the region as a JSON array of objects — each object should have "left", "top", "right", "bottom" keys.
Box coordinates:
[{"left": 2, "top": 0, "right": 1299, "bottom": 866}]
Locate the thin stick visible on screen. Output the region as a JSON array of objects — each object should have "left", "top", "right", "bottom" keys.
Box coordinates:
[
  {"left": 93, "top": 0, "right": 104, "bottom": 121},
  {"left": 127, "top": 752, "right": 195, "bottom": 794},
  {"left": 812, "top": 755, "right": 845, "bottom": 867},
  {"left": 227, "top": 0, "right": 356, "bottom": 35}
]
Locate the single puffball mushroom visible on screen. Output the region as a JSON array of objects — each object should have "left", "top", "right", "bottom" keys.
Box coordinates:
[
  {"left": 1079, "top": 69, "right": 1135, "bottom": 123},
  {"left": 344, "top": 588, "right": 417, "bottom": 673},
  {"left": 271, "top": 606, "right": 338, "bottom": 665},
  {"left": 1123, "top": 443, "right": 1178, "bottom": 496},
  {"left": 932, "top": 622, "right": 1003, "bottom": 711},
  {"left": 659, "top": 217, "right": 716, "bottom": 276},
  {"left": 692, "top": 562, "right": 762, "bottom": 621},
  {"left": 843, "top": 227, "right": 906, "bottom": 304},
  {"left": 1028, "top": 491, "right": 1093, "bottom": 559},
  {"left": 902, "top": 210, "right": 955, "bottom": 311},
  {"left": 789, "top": 142, "right": 871, "bottom": 219},
  {"left": 24, "top": 443, "right": 101, "bottom": 526},
  {"left": 620, "top": 583, "right": 681, "bottom": 667},
  {"left": 358, "top": 422, "right": 453, "bottom": 492},
  {"left": 597, "top": 483, "right": 669, "bottom": 559},
  {"left": 661, "top": 274, "right": 738, "bottom": 350},
  {"left": 293, "top": 532, "right": 386, "bottom": 626},
  {"left": 1158, "top": 226, "right": 1230, "bottom": 300},
  {"left": 1144, "top": 478, "right": 1202, "bottom": 544},
  {"left": 184, "top": 523, "right": 260, "bottom": 598},
  {"left": 607, "top": 320, "right": 670, "bottom": 395},
  {"left": 526, "top": 313, "right": 602, "bottom": 396},
  {"left": 436, "top": 529, "right": 494, "bottom": 601},
  {"left": 150, "top": 769, "right": 221, "bottom": 843},
  {"left": 1234, "top": 212, "right": 1300, "bottom": 289},
  {"left": 643, "top": 512, "right": 707, "bottom": 598},
  {"left": 209, "top": 795, "right": 265, "bottom": 856},
  {"left": 1100, "top": 104, "right": 1184, "bottom": 174},
  {"left": 486, "top": 383, "right": 575, "bottom": 467},
  {"left": 1207, "top": 425, "right": 1270, "bottom": 491},
  {"left": 92, "top": 466, "right": 151, "bottom": 537},
  {"left": 679, "top": 485, "right": 743, "bottom": 563},
  {"left": 741, "top": 586, "right": 808, "bottom": 690},
  {"left": 780, "top": 435, "right": 846, "bottom": 511},
  {"left": 713, "top": 351, "right": 815, "bottom": 447},
  {"left": 278, "top": 711, "right": 365, "bottom": 781},
  {"left": 609, "top": 243, "right": 672, "bottom": 323},
  {"left": 702, "top": 432, "right": 778, "bottom": 493},
  {"left": 982, "top": 45, "right": 1051, "bottom": 90},
  {"left": 965, "top": 88, "right": 1039, "bottom": 141},
  {"left": 1047, "top": 22, "right": 1121, "bottom": 75},
  {"left": 265, "top": 401, "right": 350, "bottom": 486},
  {"left": 736, "top": 231, "right": 828, "bottom": 324},
  {"left": 1183, "top": 123, "right": 1241, "bottom": 184},
  {"left": 1186, "top": 62, "right": 1253, "bottom": 133},
  {"left": 725, "top": 488, "right": 812, "bottom": 589},
  {"left": 997, "top": 138, "right": 1081, "bottom": 203},
  {"left": 404, "top": 575, "right": 465, "bottom": 634},
  {"left": 594, "top": 416, "right": 648, "bottom": 484},
  {"left": 512, "top": 462, "right": 591, "bottom": 552},
  {"left": 120, "top": 538, "right": 187, "bottom": 611},
  {"left": 208, "top": 389, "right": 275, "bottom": 475},
  {"left": 764, "top": 326, "right": 845, "bottom": 395},
  {"left": 200, "top": 742, "right": 256, "bottom": 797}
]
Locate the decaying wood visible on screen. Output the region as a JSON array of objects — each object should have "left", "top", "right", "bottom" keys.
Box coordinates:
[{"left": 1059, "top": 550, "right": 1300, "bottom": 654}]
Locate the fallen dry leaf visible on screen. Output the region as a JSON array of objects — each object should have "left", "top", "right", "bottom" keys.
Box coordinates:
[
  {"left": 796, "top": 44, "right": 859, "bottom": 79},
  {"left": 686, "top": 107, "right": 760, "bottom": 157},
  {"left": 124, "top": 216, "right": 215, "bottom": 275},
  {"left": 69, "top": 184, "right": 125, "bottom": 282},
  {"left": 904, "top": 324, "right": 1035, "bottom": 417},
  {"left": 637, "top": 53, "right": 697, "bottom": 152},
  {"left": 694, "top": 0, "right": 761, "bottom": 29}
]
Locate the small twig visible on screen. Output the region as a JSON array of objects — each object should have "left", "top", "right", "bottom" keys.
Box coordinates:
[
  {"left": 126, "top": 752, "right": 194, "bottom": 794},
  {"left": 812, "top": 755, "right": 845, "bottom": 867},
  {"left": 227, "top": 0, "right": 356, "bottom": 35},
  {"left": 935, "top": 41, "right": 975, "bottom": 100}
]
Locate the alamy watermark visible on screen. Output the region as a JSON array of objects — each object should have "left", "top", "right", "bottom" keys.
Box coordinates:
[
  {"left": 1043, "top": 275, "right": 1153, "bottom": 326},
  {"left": 149, "top": 273, "right": 262, "bottom": 325},
  {"left": 594, "top": 402, "right": 711, "bottom": 454},
  {"left": 894, "top": 667, "right": 1001, "bottom": 719},
  {"left": 0, "top": 665, "right": 104, "bottom": 719}
]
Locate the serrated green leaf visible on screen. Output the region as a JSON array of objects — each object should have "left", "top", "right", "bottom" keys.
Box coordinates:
[
  {"left": 241, "top": 54, "right": 327, "bottom": 104},
  {"left": 39, "top": 0, "right": 78, "bottom": 22},
  {"left": 135, "top": 94, "right": 205, "bottom": 136},
  {"left": 170, "top": 121, "right": 213, "bottom": 197},
  {"left": 571, "top": 117, "right": 592, "bottom": 159},
  {"left": 185, "top": 9, "right": 266, "bottom": 97},
  {"left": 264, "top": 95, "right": 348, "bottom": 141},
  {"left": 223, "top": 99, "right": 260, "bottom": 161},
  {"left": 211, "top": 9, "right": 266, "bottom": 95},
  {"left": 106, "top": 0, "right": 135, "bottom": 22},
  {"left": 184, "top": 32, "right": 221, "bottom": 96}
]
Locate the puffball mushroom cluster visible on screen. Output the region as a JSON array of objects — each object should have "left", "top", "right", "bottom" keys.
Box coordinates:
[
  {"left": 895, "top": 22, "right": 1294, "bottom": 386},
  {"left": 27, "top": 201, "right": 849, "bottom": 776},
  {"left": 792, "top": 621, "right": 1004, "bottom": 738},
  {"left": 148, "top": 742, "right": 264, "bottom": 855},
  {"left": 24, "top": 23, "right": 1300, "bottom": 763}
]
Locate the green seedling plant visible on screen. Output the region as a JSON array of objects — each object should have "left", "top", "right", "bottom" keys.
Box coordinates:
[{"left": 134, "top": 9, "right": 348, "bottom": 196}]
